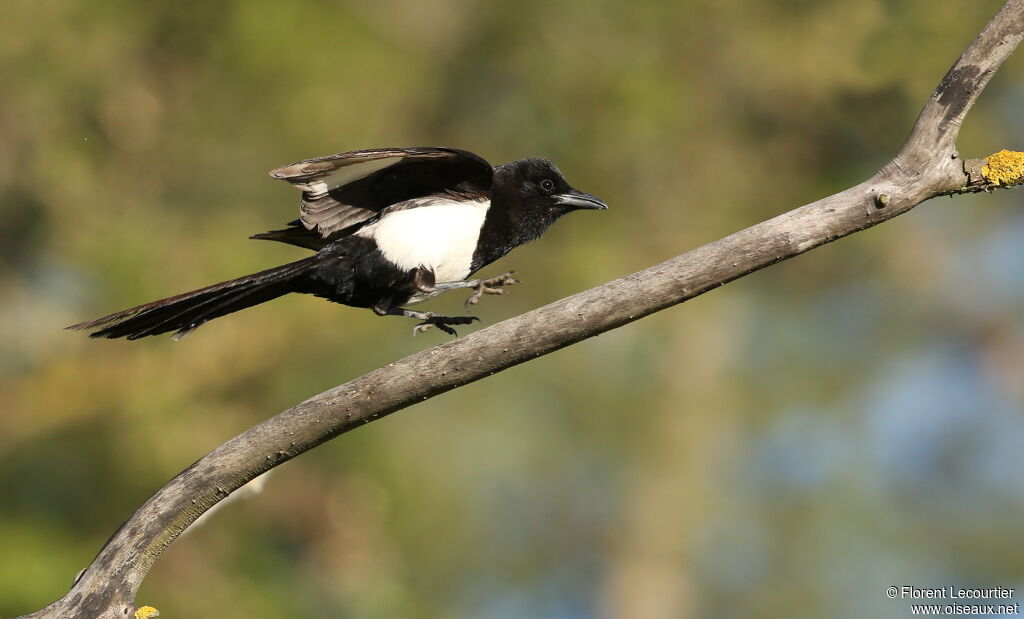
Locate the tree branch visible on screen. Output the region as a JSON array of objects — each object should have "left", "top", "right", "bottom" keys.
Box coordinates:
[{"left": 19, "top": 1, "right": 1024, "bottom": 617}]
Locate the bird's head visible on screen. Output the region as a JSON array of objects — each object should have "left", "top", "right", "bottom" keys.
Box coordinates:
[{"left": 493, "top": 158, "right": 608, "bottom": 231}]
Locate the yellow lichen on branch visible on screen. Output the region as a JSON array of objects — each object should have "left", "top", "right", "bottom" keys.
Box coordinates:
[
  {"left": 134, "top": 606, "right": 160, "bottom": 619},
  {"left": 981, "top": 150, "right": 1024, "bottom": 186}
]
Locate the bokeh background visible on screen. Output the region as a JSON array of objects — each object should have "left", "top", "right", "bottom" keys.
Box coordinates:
[{"left": 3, "top": 1, "right": 1024, "bottom": 617}]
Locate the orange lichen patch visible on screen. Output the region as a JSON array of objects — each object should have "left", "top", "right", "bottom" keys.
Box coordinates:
[
  {"left": 981, "top": 150, "right": 1024, "bottom": 186},
  {"left": 135, "top": 606, "right": 160, "bottom": 619}
]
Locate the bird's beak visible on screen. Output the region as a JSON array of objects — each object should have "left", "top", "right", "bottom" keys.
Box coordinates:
[{"left": 555, "top": 190, "right": 609, "bottom": 210}]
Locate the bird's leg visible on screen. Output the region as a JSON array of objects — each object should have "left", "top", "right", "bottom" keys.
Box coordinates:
[
  {"left": 380, "top": 306, "right": 480, "bottom": 336},
  {"left": 466, "top": 271, "right": 521, "bottom": 307},
  {"left": 412, "top": 267, "right": 436, "bottom": 293},
  {"left": 430, "top": 271, "right": 521, "bottom": 308}
]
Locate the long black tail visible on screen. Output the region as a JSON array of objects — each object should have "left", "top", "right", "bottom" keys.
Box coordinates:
[{"left": 67, "top": 257, "right": 318, "bottom": 340}]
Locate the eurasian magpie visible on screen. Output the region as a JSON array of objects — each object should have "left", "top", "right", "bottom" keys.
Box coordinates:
[{"left": 68, "top": 147, "right": 607, "bottom": 340}]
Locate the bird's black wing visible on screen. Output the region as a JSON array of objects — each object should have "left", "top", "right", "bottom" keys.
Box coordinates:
[{"left": 253, "top": 147, "right": 493, "bottom": 250}]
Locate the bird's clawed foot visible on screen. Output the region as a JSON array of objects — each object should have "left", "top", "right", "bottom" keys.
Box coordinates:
[
  {"left": 384, "top": 306, "right": 481, "bottom": 337},
  {"left": 465, "top": 271, "right": 521, "bottom": 308},
  {"left": 413, "top": 314, "right": 480, "bottom": 336}
]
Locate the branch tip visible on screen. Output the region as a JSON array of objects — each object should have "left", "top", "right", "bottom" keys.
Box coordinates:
[
  {"left": 982, "top": 149, "right": 1024, "bottom": 186},
  {"left": 135, "top": 606, "right": 160, "bottom": 619}
]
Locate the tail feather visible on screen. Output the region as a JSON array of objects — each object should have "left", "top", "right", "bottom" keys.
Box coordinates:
[
  {"left": 67, "top": 257, "right": 317, "bottom": 340},
  {"left": 250, "top": 226, "right": 330, "bottom": 251}
]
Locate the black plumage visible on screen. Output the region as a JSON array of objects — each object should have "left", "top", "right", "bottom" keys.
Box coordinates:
[{"left": 68, "top": 147, "right": 607, "bottom": 340}]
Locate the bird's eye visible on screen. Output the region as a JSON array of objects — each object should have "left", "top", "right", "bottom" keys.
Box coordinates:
[{"left": 540, "top": 179, "right": 555, "bottom": 193}]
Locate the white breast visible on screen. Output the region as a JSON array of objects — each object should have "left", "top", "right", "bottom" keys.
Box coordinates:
[{"left": 357, "top": 198, "right": 490, "bottom": 283}]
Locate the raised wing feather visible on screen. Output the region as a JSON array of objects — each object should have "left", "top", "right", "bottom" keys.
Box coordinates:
[{"left": 266, "top": 147, "right": 493, "bottom": 240}]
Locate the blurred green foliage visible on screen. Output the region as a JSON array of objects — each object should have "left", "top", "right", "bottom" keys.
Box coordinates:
[{"left": 2, "top": 1, "right": 1024, "bottom": 617}]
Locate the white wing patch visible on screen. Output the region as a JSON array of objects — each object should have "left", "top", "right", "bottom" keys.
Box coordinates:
[
  {"left": 357, "top": 198, "right": 490, "bottom": 283},
  {"left": 297, "top": 157, "right": 402, "bottom": 198}
]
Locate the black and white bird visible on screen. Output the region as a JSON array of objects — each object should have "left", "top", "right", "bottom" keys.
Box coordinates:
[{"left": 68, "top": 147, "right": 608, "bottom": 340}]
